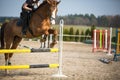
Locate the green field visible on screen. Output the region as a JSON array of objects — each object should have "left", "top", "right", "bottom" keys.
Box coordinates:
[{"left": 52, "top": 25, "right": 116, "bottom": 36}]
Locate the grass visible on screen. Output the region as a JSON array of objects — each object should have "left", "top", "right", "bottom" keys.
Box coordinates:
[
  {"left": 52, "top": 25, "right": 116, "bottom": 36},
  {"left": 52, "top": 25, "right": 91, "bottom": 34}
]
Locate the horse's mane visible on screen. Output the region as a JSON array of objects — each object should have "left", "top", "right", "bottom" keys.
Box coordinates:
[
  {"left": 39, "top": 1, "right": 48, "bottom": 8},
  {"left": 34, "top": 1, "right": 48, "bottom": 12}
]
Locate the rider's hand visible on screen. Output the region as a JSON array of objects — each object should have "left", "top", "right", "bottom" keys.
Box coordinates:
[
  {"left": 29, "top": 8, "right": 32, "bottom": 11},
  {"left": 32, "top": 8, "right": 36, "bottom": 12}
]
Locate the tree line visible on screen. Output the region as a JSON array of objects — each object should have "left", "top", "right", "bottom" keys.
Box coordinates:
[
  {"left": 56, "top": 14, "right": 120, "bottom": 28},
  {"left": 0, "top": 14, "right": 120, "bottom": 28},
  {"left": 0, "top": 17, "right": 18, "bottom": 23}
]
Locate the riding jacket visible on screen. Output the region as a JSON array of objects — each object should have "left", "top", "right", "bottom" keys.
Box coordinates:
[{"left": 22, "top": 0, "right": 40, "bottom": 12}]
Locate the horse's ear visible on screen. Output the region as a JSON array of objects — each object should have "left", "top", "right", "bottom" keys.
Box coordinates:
[
  {"left": 46, "top": 0, "right": 51, "bottom": 4},
  {"left": 57, "top": 0, "right": 61, "bottom": 5},
  {"left": 47, "top": 0, "right": 60, "bottom": 5}
]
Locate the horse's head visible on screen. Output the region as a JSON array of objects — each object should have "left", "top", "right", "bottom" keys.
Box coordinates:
[
  {"left": 42, "top": 0, "right": 60, "bottom": 24},
  {"left": 34, "top": 0, "right": 60, "bottom": 24},
  {"left": 46, "top": 0, "right": 60, "bottom": 24}
]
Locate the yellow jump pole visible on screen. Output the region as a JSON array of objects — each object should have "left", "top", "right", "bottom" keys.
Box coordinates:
[
  {"left": 0, "top": 64, "right": 59, "bottom": 70},
  {"left": 114, "top": 28, "right": 120, "bottom": 61},
  {"left": 100, "top": 30, "right": 102, "bottom": 49},
  {"left": 0, "top": 48, "right": 59, "bottom": 54},
  {"left": 117, "top": 29, "right": 120, "bottom": 53}
]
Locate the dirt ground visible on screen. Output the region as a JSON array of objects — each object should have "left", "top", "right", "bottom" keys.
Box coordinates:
[{"left": 0, "top": 41, "right": 120, "bottom": 80}]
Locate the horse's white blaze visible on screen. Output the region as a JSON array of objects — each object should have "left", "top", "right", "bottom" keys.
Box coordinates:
[
  {"left": 52, "top": 8, "right": 56, "bottom": 19},
  {"left": 51, "top": 8, "right": 56, "bottom": 25}
]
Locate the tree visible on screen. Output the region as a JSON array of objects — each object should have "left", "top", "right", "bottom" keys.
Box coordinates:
[
  {"left": 69, "top": 27, "right": 74, "bottom": 41},
  {"left": 85, "top": 28, "right": 90, "bottom": 40},
  {"left": 97, "top": 16, "right": 109, "bottom": 27},
  {"left": 112, "top": 15, "right": 120, "bottom": 28},
  {"left": 0, "top": 23, "right": 2, "bottom": 27},
  {"left": 80, "top": 30, "right": 85, "bottom": 42},
  {"left": 90, "top": 25, "right": 96, "bottom": 39},
  {"left": 5, "top": 19, "right": 10, "bottom": 22},
  {"left": 63, "top": 28, "right": 70, "bottom": 41},
  {"left": 75, "top": 29, "right": 80, "bottom": 42},
  {"left": 90, "top": 14, "right": 97, "bottom": 25}
]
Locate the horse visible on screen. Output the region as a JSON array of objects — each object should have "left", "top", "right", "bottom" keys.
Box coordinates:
[{"left": 0, "top": 0, "right": 60, "bottom": 66}]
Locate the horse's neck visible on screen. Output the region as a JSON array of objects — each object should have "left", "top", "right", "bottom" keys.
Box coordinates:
[
  {"left": 36, "top": 5, "right": 50, "bottom": 18},
  {"left": 28, "top": 5, "right": 51, "bottom": 36},
  {"left": 30, "top": 5, "right": 51, "bottom": 27}
]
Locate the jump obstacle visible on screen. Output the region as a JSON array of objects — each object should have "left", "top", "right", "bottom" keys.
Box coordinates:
[
  {"left": 0, "top": 64, "right": 59, "bottom": 69},
  {"left": 92, "top": 28, "right": 112, "bottom": 54},
  {"left": 0, "top": 48, "right": 58, "bottom": 53},
  {"left": 113, "top": 28, "right": 120, "bottom": 61},
  {"left": 0, "top": 19, "right": 67, "bottom": 77}
]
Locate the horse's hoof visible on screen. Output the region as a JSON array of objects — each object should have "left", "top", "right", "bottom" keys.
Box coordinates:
[
  {"left": 8, "top": 62, "right": 11, "bottom": 65},
  {"left": 50, "top": 42, "right": 57, "bottom": 48}
]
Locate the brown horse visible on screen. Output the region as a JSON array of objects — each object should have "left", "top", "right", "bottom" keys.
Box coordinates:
[{"left": 0, "top": 0, "right": 60, "bottom": 65}]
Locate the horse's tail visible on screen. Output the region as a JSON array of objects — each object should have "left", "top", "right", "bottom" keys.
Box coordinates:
[{"left": 0, "top": 22, "right": 7, "bottom": 49}]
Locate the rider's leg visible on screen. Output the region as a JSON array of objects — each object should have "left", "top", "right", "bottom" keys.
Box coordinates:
[{"left": 21, "top": 11, "right": 29, "bottom": 35}]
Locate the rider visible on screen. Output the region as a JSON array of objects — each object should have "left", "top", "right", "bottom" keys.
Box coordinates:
[{"left": 20, "top": 0, "right": 40, "bottom": 36}]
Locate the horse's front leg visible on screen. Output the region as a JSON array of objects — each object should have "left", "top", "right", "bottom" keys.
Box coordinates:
[
  {"left": 44, "top": 31, "right": 51, "bottom": 48},
  {"left": 43, "top": 34, "right": 48, "bottom": 48},
  {"left": 53, "top": 29, "right": 58, "bottom": 43},
  {"left": 48, "top": 29, "right": 58, "bottom": 48},
  {"left": 40, "top": 35, "right": 45, "bottom": 48},
  {"left": 47, "top": 34, "right": 50, "bottom": 48}
]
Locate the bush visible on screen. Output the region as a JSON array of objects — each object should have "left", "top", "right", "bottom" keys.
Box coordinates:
[
  {"left": 85, "top": 28, "right": 91, "bottom": 40},
  {"left": 80, "top": 30, "right": 85, "bottom": 42},
  {"left": 69, "top": 27, "right": 74, "bottom": 41},
  {"left": 75, "top": 29, "right": 80, "bottom": 42},
  {"left": 63, "top": 28, "right": 70, "bottom": 41},
  {"left": 90, "top": 25, "right": 96, "bottom": 39}
]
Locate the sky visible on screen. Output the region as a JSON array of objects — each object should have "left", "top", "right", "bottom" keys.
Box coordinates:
[{"left": 0, "top": 0, "right": 120, "bottom": 17}]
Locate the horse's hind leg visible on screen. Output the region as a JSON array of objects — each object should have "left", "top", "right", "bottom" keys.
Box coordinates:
[
  {"left": 4, "top": 38, "right": 13, "bottom": 65},
  {"left": 9, "top": 36, "right": 22, "bottom": 64},
  {"left": 4, "top": 54, "right": 9, "bottom": 65}
]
